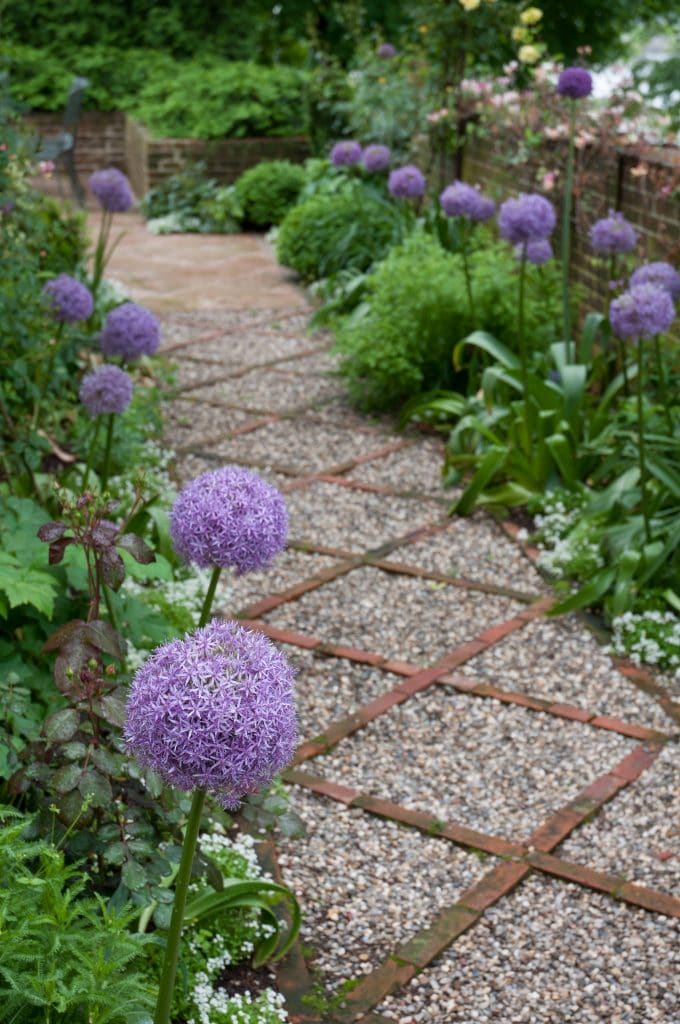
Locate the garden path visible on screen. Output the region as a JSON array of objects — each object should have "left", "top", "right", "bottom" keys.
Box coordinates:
[{"left": 111, "top": 221, "right": 680, "bottom": 1024}]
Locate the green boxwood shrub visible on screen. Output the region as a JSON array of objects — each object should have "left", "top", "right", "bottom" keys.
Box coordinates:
[
  {"left": 276, "top": 186, "right": 406, "bottom": 283},
  {"left": 336, "top": 231, "right": 563, "bottom": 411},
  {"left": 234, "top": 160, "right": 306, "bottom": 228}
]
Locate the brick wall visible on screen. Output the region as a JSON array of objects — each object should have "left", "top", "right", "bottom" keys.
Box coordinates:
[{"left": 24, "top": 110, "right": 127, "bottom": 179}]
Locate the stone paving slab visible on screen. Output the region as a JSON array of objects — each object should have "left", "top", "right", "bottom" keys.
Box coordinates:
[{"left": 344, "top": 440, "right": 447, "bottom": 497}]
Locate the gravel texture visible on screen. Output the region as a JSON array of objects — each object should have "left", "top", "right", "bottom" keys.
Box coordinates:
[
  {"left": 559, "top": 743, "right": 680, "bottom": 895},
  {"left": 277, "top": 787, "right": 496, "bottom": 993},
  {"left": 377, "top": 876, "right": 680, "bottom": 1023},
  {"left": 346, "top": 439, "right": 447, "bottom": 497},
  {"left": 285, "top": 483, "right": 444, "bottom": 551},
  {"left": 217, "top": 549, "right": 338, "bottom": 616},
  {"left": 188, "top": 366, "right": 344, "bottom": 413},
  {"left": 462, "top": 616, "right": 673, "bottom": 730},
  {"left": 265, "top": 567, "right": 523, "bottom": 664},
  {"left": 181, "top": 330, "right": 319, "bottom": 367},
  {"left": 171, "top": 452, "right": 291, "bottom": 490},
  {"left": 210, "top": 418, "right": 396, "bottom": 475},
  {"left": 280, "top": 348, "right": 342, "bottom": 374},
  {"left": 313, "top": 688, "right": 634, "bottom": 841},
  {"left": 391, "top": 514, "right": 546, "bottom": 595},
  {"left": 162, "top": 398, "right": 251, "bottom": 449}
]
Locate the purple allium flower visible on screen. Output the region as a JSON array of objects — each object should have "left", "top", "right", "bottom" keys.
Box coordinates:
[
  {"left": 498, "top": 193, "right": 556, "bottom": 245},
  {"left": 124, "top": 619, "right": 297, "bottom": 808},
  {"left": 557, "top": 67, "right": 593, "bottom": 99},
  {"left": 439, "top": 180, "right": 496, "bottom": 221},
  {"left": 330, "top": 140, "right": 363, "bottom": 167},
  {"left": 609, "top": 284, "right": 676, "bottom": 340},
  {"left": 589, "top": 210, "right": 637, "bottom": 255},
  {"left": 171, "top": 465, "right": 287, "bottom": 575},
  {"left": 388, "top": 165, "right": 426, "bottom": 199},
  {"left": 100, "top": 303, "right": 161, "bottom": 361},
  {"left": 363, "top": 144, "right": 392, "bottom": 172},
  {"left": 88, "top": 167, "right": 134, "bottom": 213},
  {"left": 43, "top": 274, "right": 94, "bottom": 323},
  {"left": 377, "top": 42, "right": 397, "bottom": 58},
  {"left": 515, "top": 238, "right": 553, "bottom": 265},
  {"left": 79, "top": 364, "right": 133, "bottom": 417},
  {"left": 629, "top": 261, "right": 680, "bottom": 303}
]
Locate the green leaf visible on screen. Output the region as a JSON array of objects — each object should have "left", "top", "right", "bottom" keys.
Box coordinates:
[
  {"left": 79, "top": 769, "right": 113, "bottom": 808},
  {"left": 122, "top": 859, "right": 148, "bottom": 891},
  {"left": 454, "top": 447, "right": 508, "bottom": 516},
  {"left": 453, "top": 330, "right": 520, "bottom": 371},
  {"left": 43, "top": 708, "right": 80, "bottom": 744},
  {"left": 550, "top": 569, "right": 616, "bottom": 615},
  {"left": 51, "top": 763, "right": 82, "bottom": 795},
  {"left": 0, "top": 553, "right": 57, "bottom": 618}
]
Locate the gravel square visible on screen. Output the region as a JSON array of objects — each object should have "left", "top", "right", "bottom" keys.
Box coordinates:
[
  {"left": 182, "top": 330, "right": 318, "bottom": 367},
  {"left": 264, "top": 567, "right": 524, "bottom": 664},
  {"left": 346, "top": 440, "right": 447, "bottom": 497},
  {"left": 210, "top": 419, "right": 395, "bottom": 475},
  {"left": 559, "top": 743, "right": 679, "bottom": 896},
  {"left": 162, "top": 399, "right": 251, "bottom": 449},
  {"left": 189, "top": 367, "right": 344, "bottom": 413},
  {"left": 285, "top": 483, "right": 443, "bottom": 550},
  {"left": 216, "top": 549, "right": 338, "bottom": 616},
  {"left": 391, "top": 514, "right": 546, "bottom": 594},
  {"left": 313, "top": 687, "right": 634, "bottom": 841},
  {"left": 377, "top": 875, "right": 680, "bottom": 1023},
  {"left": 171, "top": 452, "right": 291, "bottom": 490},
  {"left": 282, "top": 349, "right": 342, "bottom": 374},
  {"left": 278, "top": 787, "right": 496, "bottom": 993},
  {"left": 462, "top": 615, "right": 673, "bottom": 730}
]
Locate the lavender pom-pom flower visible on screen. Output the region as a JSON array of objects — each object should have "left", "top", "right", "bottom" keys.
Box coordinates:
[
  {"left": 609, "top": 284, "right": 676, "bottom": 340},
  {"left": 43, "top": 274, "right": 94, "bottom": 323},
  {"left": 171, "top": 465, "right": 288, "bottom": 575},
  {"left": 439, "top": 181, "right": 496, "bottom": 221},
  {"left": 79, "top": 364, "right": 133, "bottom": 417},
  {"left": 89, "top": 167, "right": 134, "bottom": 213},
  {"left": 331, "top": 141, "right": 363, "bottom": 167},
  {"left": 124, "top": 619, "right": 298, "bottom": 808},
  {"left": 515, "top": 239, "right": 553, "bottom": 265},
  {"left": 630, "top": 261, "right": 680, "bottom": 303},
  {"left": 589, "top": 210, "right": 637, "bottom": 255},
  {"left": 377, "top": 42, "right": 397, "bottom": 58},
  {"left": 557, "top": 67, "right": 593, "bottom": 99},
  {"left": 498, "top": 193, "right": 556, "bottom": 245},
  {"left": 388, "top": 165, "right": 426, "bottom": 199},
  {"left": 101, "top": 302, "right": 161, "bottom": 361},
  {"left": 363, "top": 144, "right": 392, "bottom": 173}
]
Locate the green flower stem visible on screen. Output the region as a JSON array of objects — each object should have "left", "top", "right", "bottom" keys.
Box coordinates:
[
  {"left": 518, "top": 245, "right": 532, "bottom": 447},
  {"left": 33, "top": 322, "right": 65, "bottom": 429},
  {"left": 653, "top": 334, "right": 673, "bottom": 434},
  {"left": 91, "top": 209, "right": 113, "bottom": 302},
  {"left": 153, "top": 787, "right": 206, "bottom": 1024},
  {"left": 636, "top": 337, "right": 652, "bottom": 544},
  {"left": 561, "top": 99, "right": 576, "bottom": 356},
  {"left": 100, "top": 413, "right": 116, "bottom": 491},
  {"left": 461, "top": 221, "right": 476, "bottom": 322},
  {"left": 81, "top": 417, "right": 102, "bottom": 490},
  {"left": 198, "top": 566, "right": 222, "bottom": 628}
]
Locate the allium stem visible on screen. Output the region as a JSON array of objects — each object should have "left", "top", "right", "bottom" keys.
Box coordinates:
[
  {"left": 653, "top": 334, "right": 673, "bottom": 434},
  {"left": 636, "top": 337, "right": 652, "bottom": 544},
  {"left": 518, "top": 246, "right": 532, "bottom": 444},
  {"left": 101, "top": 413, "right": 116, "bottom": 491},
  {"left": 91, "top": 209, "right": 113, "bottom": 302},
  {"left": 461, "top": 222, "right": 476, "bottom": 322},
  {"left": 561, "top": 100, "right": 576, "bottom": 355},
  {"left": 198, "top": 566, "right": 222, "bottom": 628},
  {"left": 154, "top": 787, "right": 206, "bottom": 1024},
  {"left": 81, "top": 417, "right": 103, "bottom": 489}
]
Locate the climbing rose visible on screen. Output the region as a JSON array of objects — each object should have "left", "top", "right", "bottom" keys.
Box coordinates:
[
  {"left": 377, "top": 43, "right": 397, "bottom": 57},
  {"left": 439, "top": 181, "right": 495, "bottom": 221},
  {"left": 43, "top": 274, "right": 93, "bottom": 322},
  {"left": 388, "top": 165, "right": 426, "bottom": 199},
  {"left": 89, "top": 167, "right": 134, "bottom": 213},
  {"left": 589, "top": 210, "right": 637, "bottom": 254},
  {"left": 609, "top": 284, "right": 675, "bottom": 340},
  {"left": 363, "top": 144, "right": 392, "bottom": 172},
  {"left": 101, "top": 303, "right": 161, "bottom": 361},
  {"left": 124, "top": 619, "right": 298, "bottom": 809},
  {"left": 557, "top": 67, "right": 593, "bottom": 99},
  {"left": 79, "top": 364, "right": 133, "bottom": 417},
  {"left": 629, "top": 261, "right": 680, "bottom": 303},
  {"left": 515, "top": 238, "right": 553, "bottom": 265},
  {"left": 170, "top": 465, "right": 288, "bottom": 575},
  {"left": 498, "top": 193, "right": 556, "bottom": 245},
  {"left": 331, "top": 141, "right": 363, "bottom": 167}
]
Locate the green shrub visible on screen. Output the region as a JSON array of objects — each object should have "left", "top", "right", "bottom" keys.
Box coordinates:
[
  {"left": 276, "top": 186, "right": 407, "bottom": 283},
  {"left": 336, "top": 231, "right": 563, "bottom": 410},
  {"left": 235, "top": 159, "right": 306, "bottom": 228}
]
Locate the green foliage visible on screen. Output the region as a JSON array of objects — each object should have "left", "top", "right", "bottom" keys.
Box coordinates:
[
  {"left": 337, "top": 232, "right": 563, "bottom": 411},
  {"left": 235, "top": 160, "right": 306, "bottom": 228},
  {"left": 634, "top": 53, "right": 680, "bottom": 130},
  {"left": 276, "top": 184, "right": 408, "bottom": 284},
  {"left": 0, "top": 496, "right": 59, "bottom": 618},
  {"left": 140, "top": 163, "right": 243, "bottom": 235},
  {"left": 0, "top": 806, "right": 153, "bottom": 1023}
]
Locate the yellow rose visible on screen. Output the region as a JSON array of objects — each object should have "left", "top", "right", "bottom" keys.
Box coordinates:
[
  {"left": 459, "top": 0, "right": 481, "bottom": 9},
  {"left": 518, "top": 44, "right": 540, "bottom": 64},
  {"left": 520, "top": 6, "right": 543, "bottom": 24},
  {"left": 512, "top": 26, "right": 528, "bottom": 41}
]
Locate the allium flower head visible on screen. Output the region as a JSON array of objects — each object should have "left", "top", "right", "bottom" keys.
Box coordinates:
[
  {"left": 124, "top": 619, "right": 298, "bottom": 808},
  {"left": 498, "top": 193, "right": 556, "bottom": 245},
  {"left": 377, "top": 42, "right": 397, "bottom": 58},
  {"left": 89, "top": 167, "right": 134, "bottom": 213},
  {"left": 101, "top": 303, "right": 161, "bottom": 361},
  {"left": 439, "top": 180, "right": 496, "bottom": 221},
  {"left": 589, "top": 210, "right": 637, "bottom": 254},
  {"left": 171, "top": 465, "right": 287, "bottom": 574},
  {"left": 331, "top": 141, "right": 363, "bottom": 167},
  {"left": 388, "top": 165, "right": 426, "bottom": 199},
  {"left": 609, "top": 284, "right": 675, "bottom": 340},
  {"left": 79, "top": 364, "right": 133, "bottom": 417},
  {"left": 43, "top": 274, "right": 93, "bottom": 323},
  {"left": 557, "top": 67, "right": 593, "bottom": 99},
  {"left": 629, "top": 261, "right": 680, "bottom": 303},
  {"left": 362, "top": 144, "right": 392, "bottom": 173},
  {"left": 515, "top": 238, "right": 553, "bottom": 265}
]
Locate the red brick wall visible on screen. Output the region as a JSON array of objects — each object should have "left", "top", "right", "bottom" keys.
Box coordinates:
[{"left": 24, "top": 110, "right": 127, "bottom": 179}]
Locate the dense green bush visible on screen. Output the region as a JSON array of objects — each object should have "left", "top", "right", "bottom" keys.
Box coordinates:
[
  {"left": 139, "top": 162, "right": 243, "bottom": 234},
  {"left": 336, "top": 231, "right": 563, "bottom": 410},
  {"left": 235, "top": 160, "right": 306, "bottom": 228},
  {"left": 276, "top": 185, "right": 407, "bottom": 283}
]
